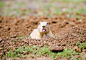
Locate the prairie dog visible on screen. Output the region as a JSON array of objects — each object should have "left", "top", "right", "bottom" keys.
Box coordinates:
[{"left": 30, "top": 22, "right": 54, "bottom": 39}]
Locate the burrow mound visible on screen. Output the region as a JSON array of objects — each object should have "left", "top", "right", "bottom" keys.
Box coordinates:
[
  {"left": 0, "top": 15, "right": 86, "bottom": 58},
  {"left": 0, "top": 15, "right": 86, "bottom": 38},
  {"left": 0, "top": 26, "right": 86, "bottom": 58}
]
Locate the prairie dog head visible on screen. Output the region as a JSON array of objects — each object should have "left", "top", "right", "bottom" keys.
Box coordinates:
[{"left": 37, "top": 22, "right": 50, "bottom": 33}]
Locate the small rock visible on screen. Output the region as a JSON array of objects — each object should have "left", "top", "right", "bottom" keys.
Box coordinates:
[
  {"left": 49, "top": 45, "right": 64, "bottom": 52},
  {"left": 23, "top": 50, "right": 28, "bottom": 55},
  {"left": 72, "top": 46, "right": 81, "bottom": 53}
]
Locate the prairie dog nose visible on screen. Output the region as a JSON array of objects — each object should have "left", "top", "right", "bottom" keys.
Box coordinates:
[{"left": 42, "top": 26, "right": 45, "bottom": 28}]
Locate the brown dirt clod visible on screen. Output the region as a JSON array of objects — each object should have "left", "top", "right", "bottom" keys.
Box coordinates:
[
  {"left": 72, "top": 46, "right": 81, "bottom": 53},
  {"left": 49, "top": 45, "right": 64, "bottom": 52}
]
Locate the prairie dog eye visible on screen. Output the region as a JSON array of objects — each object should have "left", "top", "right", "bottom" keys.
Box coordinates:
[{"left": 47, "top": 23, "right": 48, "bottom": 25}]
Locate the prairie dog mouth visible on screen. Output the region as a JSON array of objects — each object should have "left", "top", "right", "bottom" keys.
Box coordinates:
[{"left": 42, "top": 29, "right": 46, "bottom": 32}]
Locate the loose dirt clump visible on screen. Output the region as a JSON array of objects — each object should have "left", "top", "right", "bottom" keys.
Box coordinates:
[
  {"left": 72, "top": 46, "right": 81, "bottom": 53},
  {"left": 49, "top": 45, "right": 64, "bottom": 52}
]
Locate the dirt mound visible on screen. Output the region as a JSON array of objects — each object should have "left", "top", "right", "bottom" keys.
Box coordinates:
[
  {"left": 0, "top": 15, "right": 86, "bottom": 38},
  {"left": 0, "top": 15, "right": 86, "bottom": 59}
]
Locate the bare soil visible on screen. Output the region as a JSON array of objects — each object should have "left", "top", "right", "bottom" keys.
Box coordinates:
[{"left": 0, "top": 14, "right": 86, "bottom": 60}]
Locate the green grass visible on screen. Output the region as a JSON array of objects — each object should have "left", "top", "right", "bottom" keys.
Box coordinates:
[
  {"left": 57, "top": 48, "right": 79, "bottom": 59},
  {"left": 76, "top": 16, "right": 84, "bottom": 20},
  {"left": 16, "top": 34, "right": 30, "bottom": 39},
  {"left": 79, "top": 32, "right": 83, "bottom": 40},
  {"left": 54, "top": 0, "right": 86, "bottom": 3},
  {"left": 2, "top": 44, "right": 84, "bottom": 59},
  {"left": 3, "top": 45, "right": 58, "bottom": 59},
  {"left": 76, "top": 8, "right": 86, "bottom": 15},
  {"left": 0, "top": 1, "right": 5, "bottom": 7},
  {"left": 1, "top": 0, "right": 86, "bottom": 17},
  {"left": 55, "top": 8, "right": 61, "bottom": 15},
  {"left": 55, "top": 35, "right": 59, "bottom": 37},
  {"left": 76, "top": 42, "right": 86, "bottom": 50},
  {"left": 13, "top": 40, "right": 17, "bottom": 42}
]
